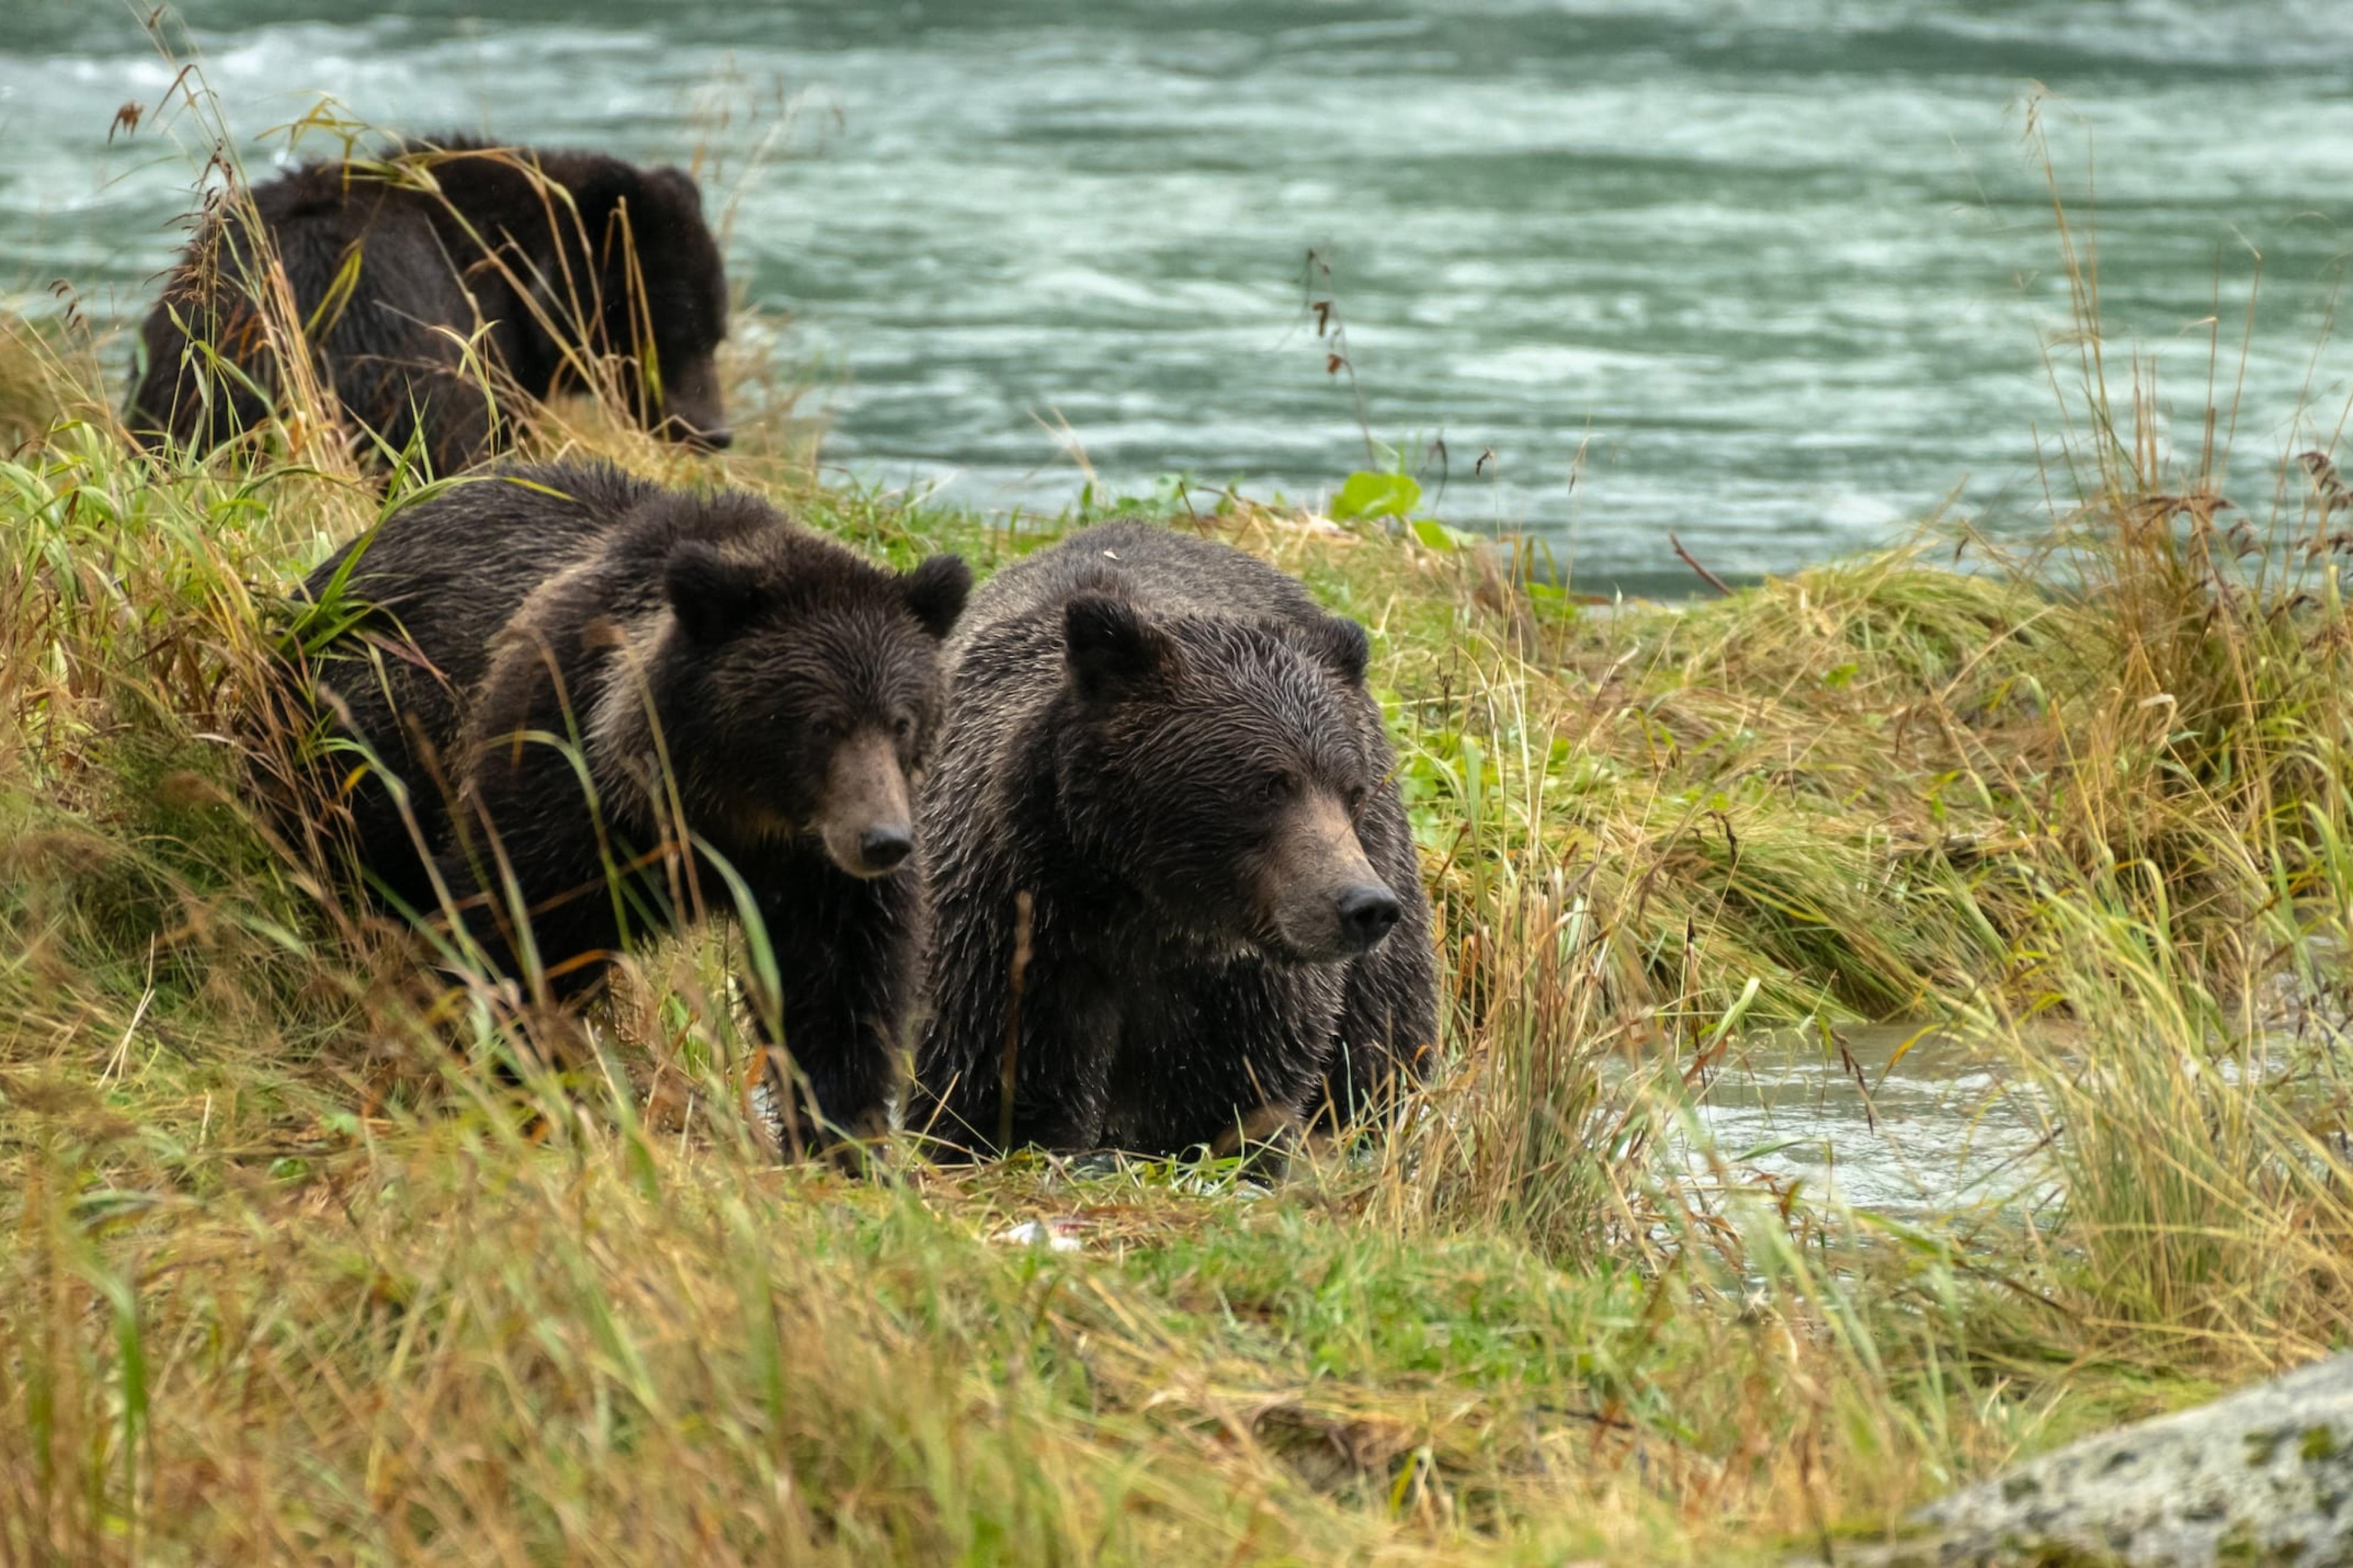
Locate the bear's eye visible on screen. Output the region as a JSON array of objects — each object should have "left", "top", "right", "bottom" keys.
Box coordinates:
[
  {"left": 1262, "top": 770, "right": 1296, "bottom": 804},
  {"left": 892, "top": 713, "right": 914, "bottom": 743},
  {"left": 1345, "top": 785, "right": 1369, "bottom": 816}
]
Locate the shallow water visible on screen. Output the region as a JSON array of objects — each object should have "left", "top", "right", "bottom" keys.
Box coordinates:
[
  {"left": 7, "top": 1, "right": 2353, "bottom": 581},
  {"left": 1674, "top": 1024, "right": 2051, "bottom": 1220}
]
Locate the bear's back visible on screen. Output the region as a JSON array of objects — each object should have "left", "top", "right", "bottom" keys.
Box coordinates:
[
  {"left": 248, "top": 140, "right": 609, "bottom": 262},
  {"left": 308, "top": 463, "right": 646, "bottom": 611},
  {"left": 301, "top": 462, "right": 655, "bottom": 707},
  {"left": 944, "top": 520, "right": 1359, "bottom": 743},
  {"left": 235, "top": 159, "right": 469, "bottom": 292},
  {"left": 943, "top": 519, "right": 1361, "bottom": 743},
  {"left": 954, "top": 521, "right": 1319, "bottom": 654}
]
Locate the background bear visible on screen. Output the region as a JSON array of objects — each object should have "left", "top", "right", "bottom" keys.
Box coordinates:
[
  {"left": 290, "top": 461, "right": 969, "bottom": 1145},
  {"left": 126, "top": 136, "right": 731, "bottom": 474},
  {"left": 909, "top": 520, "right": 1438, "bottom": 1157}
]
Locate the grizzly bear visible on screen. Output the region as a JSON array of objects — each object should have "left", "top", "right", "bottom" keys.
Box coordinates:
[
  {"left": 126, "top": 136, "right": 730, "bottom": 474},
  {"left": 908, "top": 521, "right": 1438, "bottom": 1157},
  {"left": 294, "top": 461, "right": 969, "bottom": 1145}
]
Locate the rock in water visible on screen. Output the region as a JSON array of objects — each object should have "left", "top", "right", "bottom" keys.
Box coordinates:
[{"left": 1853, "top": 1353, "right": 2352, "bottom": 1566}]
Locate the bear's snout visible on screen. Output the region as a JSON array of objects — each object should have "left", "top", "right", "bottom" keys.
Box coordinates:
[
  {"left": 815, "top": 730, "right": 918, "bottom": 880},
  {"left": 1262, "top": 791, "right": 1399, "bottom": 962},
  {"left": 659, "top": 406, "right": 732, "bottom": 452},
  {"left": 656, "top": 356, "right": 732, "bottom": 451}
]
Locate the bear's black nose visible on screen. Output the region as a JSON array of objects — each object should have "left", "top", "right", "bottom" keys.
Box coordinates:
[
  {"left": 858, "top": 826, "right": 913, "bottom": 872},
  {"left": 1335, "top": 884, "right": 1401, "bottom": 950}
]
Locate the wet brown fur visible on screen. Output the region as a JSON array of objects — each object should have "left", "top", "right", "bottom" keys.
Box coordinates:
[
  {"left": 126, "top": 135, "right": 731, "bottom": 472},
  {"left": 909, "top": 521, "right": 1438, "bottom": 1157},
  {"left": 291, "top": 461, "right": 969, "bottom": 1144}
]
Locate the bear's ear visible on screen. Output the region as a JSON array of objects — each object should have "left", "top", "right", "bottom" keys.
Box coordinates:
[
  {"left": 567, "top": 164, "right": 635, "bottom": 238},
  {"left": 902, "top": 553, "right": 972, "bottom": 640},
  {"left": 1064, "top": 593, "right": 1168, "bottom": 703},
  {"left": 665, "top": 541, "right": 765, "bottom": 644},
  {"left": 1299, "top": 613, "right": 1371, "bottom": 686},
  {"left": 645, "top": 164, "right": 703, "bottom": 211}
]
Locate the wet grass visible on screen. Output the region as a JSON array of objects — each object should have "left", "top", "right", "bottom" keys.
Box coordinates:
[{"left": 4, "top": 189, "right": 2352, "bottom": 1562}]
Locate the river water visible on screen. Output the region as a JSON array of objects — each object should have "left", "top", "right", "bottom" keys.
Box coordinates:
[
  {"left": 1676, "top": 1025, "right": 2052, "bottom": 1222},
  {"left": 6, "top": 1, "right": 2353, "bottom": 581}
]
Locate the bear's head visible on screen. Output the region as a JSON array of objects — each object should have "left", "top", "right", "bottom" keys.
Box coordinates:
[
  {"left": 1054, "top": 593, "right": 1404, "bottom": 963},
  {"left": 589, "top": 164, "right": 732, "bottom": 452},
  {"left": 655, "top": 539, "right": 971, "bottom": 878}
]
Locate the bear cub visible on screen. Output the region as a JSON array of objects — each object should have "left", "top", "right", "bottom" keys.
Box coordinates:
[
  {"left": 910, "top": 520, "right": 1438, "bottom": 1157},
  {"left": 295, "top": 461, "right": 969, "bottom": 1146},
  {"left": 128, "top": 136, "right": 731, "bottom": 474}
]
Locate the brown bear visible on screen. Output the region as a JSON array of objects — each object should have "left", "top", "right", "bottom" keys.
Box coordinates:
[
  {"left": 908, "top": 520, "right": 1438, "bottom": 1158},
  {"left": 292, "top": 461, "right": 969, "bottom": 1145},
  {"left": 126, "top": 136, "right": 730, "bottom": 474}
]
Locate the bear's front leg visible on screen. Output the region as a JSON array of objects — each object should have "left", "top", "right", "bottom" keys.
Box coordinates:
[
  {"left": 996, "top": 972, "right": 1119, "bottom": 1155},
  {"left": 1316, "top": 787, "right": 1440, "bottom": 1131},
  {"left": 908, "top": 911, "right": 1116, "bottom": 1158},
  {"left": 434, "top": 742, "right": 644, "bottom": 1007},
  {"left": 1317, "top": 943, "right": 1439, "bottom": 1130},
  {"left": 746, "top": 862, "right": 915, "bottom": 1155}
]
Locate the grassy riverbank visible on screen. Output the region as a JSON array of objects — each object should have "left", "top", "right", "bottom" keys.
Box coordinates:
[{"left": 2, "top": 304, "right": 2350, "bottom": 1563}]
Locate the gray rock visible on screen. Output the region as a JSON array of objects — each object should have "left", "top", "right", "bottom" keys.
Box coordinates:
[{"left": 1840, "top": 1352, "right": 2353, "bottom": 1566}]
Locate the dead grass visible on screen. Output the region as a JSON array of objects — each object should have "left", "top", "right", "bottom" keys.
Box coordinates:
[{"left": 1, "top": 112, "right": 2350, "bottom": 1562}]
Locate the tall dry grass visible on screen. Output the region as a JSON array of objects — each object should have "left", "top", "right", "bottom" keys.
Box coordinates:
[{"left": 0, "top": 95, "right": 2348, "bottom": 1562}]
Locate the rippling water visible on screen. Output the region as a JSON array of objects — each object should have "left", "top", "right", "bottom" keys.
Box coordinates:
[
  {"left": 1678, "top": 1026, "right": 2051, "bottom": 1220},
  {"left": 7, "top": 1, "right": 2353, "bottom": 579}
]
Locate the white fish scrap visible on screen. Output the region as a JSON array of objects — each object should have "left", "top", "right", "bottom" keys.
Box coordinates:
[
  {"left": 992, "top": 1217, "right": 1088, "bottom": 1252},
  {"left": 746, "top": 1075, "right": 788, "bottom": 1154}
]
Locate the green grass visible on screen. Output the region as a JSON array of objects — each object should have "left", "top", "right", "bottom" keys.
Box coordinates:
[{"left": 5, "top": 182, "right": 2353, "bottom": 1560}]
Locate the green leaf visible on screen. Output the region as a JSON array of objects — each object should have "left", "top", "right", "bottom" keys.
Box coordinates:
[
  {"left": 1409, "top": 518, "right": 1478, "bottom": 552},
  {"left": 1332, "top": 471, "right": 1422, "bottom": 522}
]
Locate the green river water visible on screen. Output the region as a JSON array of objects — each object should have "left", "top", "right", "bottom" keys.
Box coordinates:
[{"left": 7, "top": 0, "right": 2353, "bottom": 583}]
